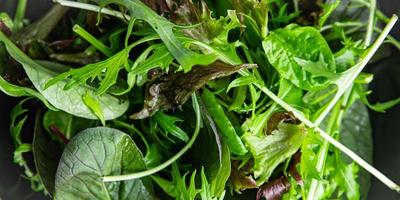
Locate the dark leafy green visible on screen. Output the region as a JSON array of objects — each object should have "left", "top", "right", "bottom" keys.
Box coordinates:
[
  {"left": 33, "top": 111, "right": 62, "bottom": 196},
  {"left": 55, "top": 127, "right": 156, "bottom": 200}
]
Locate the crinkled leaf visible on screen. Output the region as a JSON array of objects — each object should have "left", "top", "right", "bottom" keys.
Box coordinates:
[
  {"left": 97, "top": 0, "right": 217, "bottom": 72},
  {"left": 243, "top": 122, "right": 307, "bottom": 184},
  {"left": 0, "top": 31, "right": 129, "bottom": 120},
  {"left": 55, "top": 127, "right": 156, "bottom": 200},
  {"left": 131, "top": 62, "right": 255, "bottom": 119},
  {"left": 263, "top": 24, "right": 336, "bottom": 90}
]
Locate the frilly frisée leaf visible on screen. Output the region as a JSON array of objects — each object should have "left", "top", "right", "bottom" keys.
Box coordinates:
[{"left": 55, "top": 127, "right": 156, "bottom": 200}]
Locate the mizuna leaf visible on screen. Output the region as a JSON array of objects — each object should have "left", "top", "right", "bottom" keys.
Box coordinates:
[
  {"left": 97, "top": 0, "right": 218, "bottom": 72},
  {"left": 0, "top": 31, "right": 129, "bottom": 120}
]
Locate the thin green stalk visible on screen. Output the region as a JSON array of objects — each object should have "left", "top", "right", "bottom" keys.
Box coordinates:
[
  {"left": 73, "top": 24, "right": 113, "bottom": 57},
  {"left": 365, "top": 0, "right": 376, "bottom": 46},
  {"left": 247, "top": 15, "right": 400, "bottom": 193},
  {"left": 307, "top": 89, "right": 350, "bottom": 200},
  {"left": 253, "top": 81, "right": 400, "bottom": 193},
  {"left": 102, "top": 94, "right": 201, "bottom": 182},
  {"left": 314, "top": 15, "right": 398, "bottom": 126},
  {"left": 13, "top": 0, "right": 27, "bottom": 31},
  {"left": 54, "top": 0, "right": 131, "bottom": 20},
  {"left": 320, "top": 21, "right": 365, "bottom": 32}
]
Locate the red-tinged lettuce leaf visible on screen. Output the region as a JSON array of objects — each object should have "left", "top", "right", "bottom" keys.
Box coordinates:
[
  {"left": 256, "top": 176, "right": 291, "bottom": 200},
  {"left": 131, "top": 62, "right": 256, "bottom": 119},
  {"left": 229, "top": 161, "right": 257, "bottom": 192},
  {"left": 243, "top": 122, "right": 307, "bottom": 185}
]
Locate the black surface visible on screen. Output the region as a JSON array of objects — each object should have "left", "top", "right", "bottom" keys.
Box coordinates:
[{"left": 0, "top": 0, "right": 399, "bottom": 200}]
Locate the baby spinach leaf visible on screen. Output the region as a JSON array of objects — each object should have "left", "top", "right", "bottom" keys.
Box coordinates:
[
  {"left": 0, "top": 75, "right": 57, "bottom": 110},
  {"left": 243, "top": 122, "right": 307, "bottom": 184},
  {"left": 55, "top": 127, "right": 156, "bottom": 200},
  {"left": 33, "top": 111, "right": 62, "bottom": 196},
  {"left": 0, "top": 31, "right": 129, "bottom": 120},
  {"left": 201, "top": 89, "right": 247, "bottom": 155},
  {"left": 263, "top": 24, "right": 336, "bottom": 90},
  {"left": 97, "top": 0, "right": 218, "bottom": 72}
]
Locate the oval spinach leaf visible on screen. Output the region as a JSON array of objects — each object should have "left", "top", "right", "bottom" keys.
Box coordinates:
[
  {"left": 0, "top": 31, "right": 129, "bottom": 120},
  {"left": 55, "top": 127, "right": 156, "bottom": 200},
  {"left": 263, "top": 24, "right": 336, "bottom": 91},
  {"left": 340, "top": 101, "right": 373, "bottom": 199}
]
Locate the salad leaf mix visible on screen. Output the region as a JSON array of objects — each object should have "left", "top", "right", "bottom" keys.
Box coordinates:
[{"left": 0, "top": 0, "right": 400, "bottom": 199}]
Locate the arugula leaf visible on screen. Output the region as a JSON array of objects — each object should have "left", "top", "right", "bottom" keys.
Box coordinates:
[
  {"left": 152, "top": 163, "right": 199, "bottom": 200},
  {"left": 355, "top": 84, "right": 400, "bottom": 112},
  {"left": 10, "top": 99, "right": 46, "bottom": 192},
  {"left": 153, "top": 111, "right": 189, "bottom": 142},
  {"left": 0, "top": 31, "right": 129, "bottom": 120},
  {"left": 201, "top": 88, "right": 247, "bottom": 155},
  {"left": 131, "top": 44, "right": 174, "bottom": 75},
  {"left": 263, "top": 24, "right": 336, "bottom": 90},
  {"left": 46, "top": 47, "right": 130, "bottom": 95},
  {"left": 243, "top": 122, "right": 307, "bottom": 184},
  {"left": 55, "top": 127, "right": 156, "bottom": 200},
  {"left": 97, "top": 0, "right": 217, "bottom": 72}
]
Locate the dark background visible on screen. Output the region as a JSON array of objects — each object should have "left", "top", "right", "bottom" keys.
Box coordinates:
[{"left": 0, "top": 0, "right": 399, "bottom": 199}]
